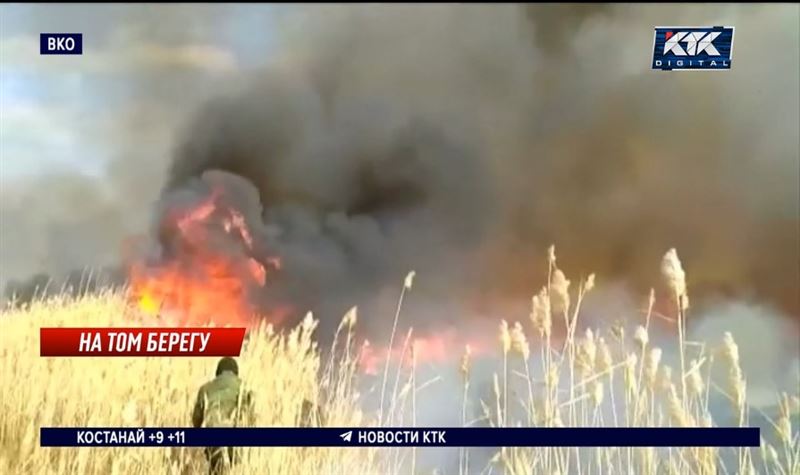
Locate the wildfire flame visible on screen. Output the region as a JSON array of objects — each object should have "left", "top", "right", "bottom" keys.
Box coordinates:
[
  {"left": 126, "top": 182, "right": 492, "bottom": 372},
  {"left": 127, "top": 186, "right": 281, "bottom": 327},
  {"left": 357, "top": 329, "right": 492, "bottom": 375}
]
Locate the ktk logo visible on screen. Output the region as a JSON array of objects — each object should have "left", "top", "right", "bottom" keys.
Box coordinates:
[
  {"left": 663, "top": 31, "right": 721, "bottom": 56},
  {"left": 652, "top": 26, "right": 734, "bottom": 71}
]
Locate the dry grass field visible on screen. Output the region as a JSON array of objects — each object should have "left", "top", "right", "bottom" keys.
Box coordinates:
[{"left": 0, "top": 249, "right": 797, "bottom": 474}]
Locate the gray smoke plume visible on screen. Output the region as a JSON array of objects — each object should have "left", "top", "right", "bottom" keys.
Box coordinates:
[
  {"left": 4, "top": 5, "right": 799, "bottom": 335},
  {"left": 159, "top": 5, "right": 799, "bottom": 335}
]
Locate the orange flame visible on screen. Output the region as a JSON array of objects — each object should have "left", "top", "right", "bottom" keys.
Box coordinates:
[
  {"left": 126, "top": 185, "right": 495, "bottom": 371},
  {"left": 357, "top": 330, "right": 492, "bottom": 375},
  {"left": 127, "top": 187, "right": 282, "bottom": 327}
]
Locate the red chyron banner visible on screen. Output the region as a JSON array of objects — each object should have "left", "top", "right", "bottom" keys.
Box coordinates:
[{"left": 40, "top": 328, "right": 247, "bottom": 356}]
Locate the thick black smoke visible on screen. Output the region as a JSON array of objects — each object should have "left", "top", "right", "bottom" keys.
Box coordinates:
[
  {"left": 5, "top": 5, "right": 799, "bottom": 335},
  {"left": 159, "top": 5, "right": 799, "bottom": 335}
]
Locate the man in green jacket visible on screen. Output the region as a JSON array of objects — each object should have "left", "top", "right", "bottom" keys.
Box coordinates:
[{"left": 192, "top": 357, "right": 255, "bottom": 475}]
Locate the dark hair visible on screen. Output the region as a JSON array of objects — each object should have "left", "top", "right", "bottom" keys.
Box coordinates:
[{"left": 216, "top": 357, "right": 239, "bottom": 377}]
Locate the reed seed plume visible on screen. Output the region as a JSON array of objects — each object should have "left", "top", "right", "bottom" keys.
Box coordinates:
[
  {"left": 510, "top": 321, "right": 530, "bottom": 360},
  {"left": 499, "top": 320, "right": 512, "bottom": 355},
  {"left": 722, "top": 332, "right": 747, "bottom": 415},
  {"left": 686, "top": 359, "right": 705, "bottom": 399},
  {"left": 661, "top": 248, "right": 688, "bottom": 308},
  {"left": 530, "top": 287, "right": 552, "bottom": 339},
  {"left": 596, "top": 337, "right": 613, "bottom": 377},
  {"left": 644, "top": 347, "right": 662, "bottom": 390},
  {"left": 623, "top": 352, "right": 638, "bottom": 397},
  {"left": 459, "top": 345, "right": 472, "bottom": 380},
  {"left": 550, "top": 270, "right": 571, "bottom": 316}
]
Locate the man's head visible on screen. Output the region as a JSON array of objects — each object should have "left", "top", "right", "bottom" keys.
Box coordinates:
[{"left": 215, "top": 357, "right": 239, "bottom": 377}]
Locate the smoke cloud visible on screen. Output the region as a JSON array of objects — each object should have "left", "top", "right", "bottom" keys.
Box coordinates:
[
  {"left": 164, "top": 5, "right": 798, "bottom": 332},
  {"left": 4, "top": 5, "right": 799, "bottom": 337}
]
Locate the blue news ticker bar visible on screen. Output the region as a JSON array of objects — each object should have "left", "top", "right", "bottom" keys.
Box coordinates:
[{"left": 41, "top": 427, "right": 760, "bottom": 448}]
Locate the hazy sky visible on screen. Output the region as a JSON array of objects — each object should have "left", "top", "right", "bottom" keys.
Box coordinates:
[{"left": 0, "top": 4, "right": 286, "bottom": 179}]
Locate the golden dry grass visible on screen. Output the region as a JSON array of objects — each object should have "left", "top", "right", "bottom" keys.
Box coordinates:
[
  {"left": 0, "top": 293, "right": 382, "bottom": 474},
  {"left": 0, "top": 249, "right": 798, "bottom": 474}
]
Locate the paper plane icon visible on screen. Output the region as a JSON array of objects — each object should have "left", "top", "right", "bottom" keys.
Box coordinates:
[{"left": 340, "top": 431, "right": 353, "bottom": 442}]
